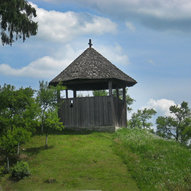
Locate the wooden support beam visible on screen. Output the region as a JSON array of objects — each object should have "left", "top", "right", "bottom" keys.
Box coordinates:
[
  {"left": 123, "top": 87, "right": 126, "bottom": 103},
  {"left": 108, "top": 81, "right": 112, "bottom": 96},
  {"left": 123, "top": 87, "right": 127, "bottom": 128},
  {"left": 116, "top": 88, "right": 119, "bottom": 99},
  {"left": 66, "top": 89, "right": 68, "bottom": 99},
  {"left": 73, "top": 90, "right": 76, "bottom": 98}
]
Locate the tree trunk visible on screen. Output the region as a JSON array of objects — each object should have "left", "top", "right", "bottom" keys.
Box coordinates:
[
  {"left": 45, "top": 133, "right": 48, "bottom": 148},
  {"left": 41, "top": 121, "right": 44, "bottom": 134},
  {"left": 6, "top": 157, "right": 10, "bottom": 172},
  {"left": 176, "top": 126, "right": 179, "bottom": 141},
  {"left": 17, "top": 142, "right": 20, "bottom": 155}
]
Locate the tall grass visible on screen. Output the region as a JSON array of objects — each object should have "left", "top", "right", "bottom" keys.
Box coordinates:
[{"left": 113, "top": 128, "right": 191, "bottom": 191}]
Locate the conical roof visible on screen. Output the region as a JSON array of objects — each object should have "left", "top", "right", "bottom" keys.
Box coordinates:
[{"left": 49, "top": 46, "right": 137, "bottom": 90}]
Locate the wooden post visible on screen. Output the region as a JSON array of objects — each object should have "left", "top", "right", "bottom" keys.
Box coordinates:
[
  {"left": 108, "top": 81, "right": 112, "bottom": 96},
  {"left": 123, "top": 87, "right": 127, "bottom": 127},
  {"left": 108, "top": 81, "right": 116, "bottom": 128},
  {"left": 123, "top": 87, "right": 126, "bottom": 102},
  {"left": 116, "top": 88, "right": 119, "bottom": 99},
  {"left": 73, "top": 90, "right": 76, "bottom": 98},
  {"left": 66, "top": 89, "right": 68, "bottom": 99}
]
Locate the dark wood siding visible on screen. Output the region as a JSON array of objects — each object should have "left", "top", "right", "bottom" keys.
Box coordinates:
[{"left": 59, "top": 96, "right": 126, "bottom": 132}]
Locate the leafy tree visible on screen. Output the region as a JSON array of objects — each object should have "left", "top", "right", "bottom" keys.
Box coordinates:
[
  {"left": 44, "top": 108, "right": 63, "bottom": 147},
  {"left": 0, "top": 84, "right": 37, "bottom": 134},
  {"left": 36, "top": 81, "right": 64, "bottom": 147},
  {"left": 0, "top": 128, "right": 17, "bottom": 172},
  {"left": 156, "top": 101, "right": 191, "bottom": 144},
  {"left": 0, "top": 84, "right": 37, "bottom": 171},
  {"left": 0, "top": 0, "right": 38, "bottom": 45},
  {"left": 36, "top": 81, "right": 57, "bottom": 134},
  {"left": 128, "top": 108, "right": 156, "bottom": 129},
  {"left": 13, "top": 127, "right": 31, "bottom": 155}
]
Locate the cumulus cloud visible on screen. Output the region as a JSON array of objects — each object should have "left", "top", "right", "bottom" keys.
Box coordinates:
[
  {"left": 0, "top": 44, "right": 130, "bottom": 78},
  {"left": 47, "top": 0, "right": 191, "bottom": 32},
  {"left": 125, "top": 21, "right": 136, "bottom": 32},
  {"left": 144, "top": 98, "right": 176, "bottom": 116},
  {"left": 98, "top": 44, "right": 130, "bottom": 66},
  {"left": 0, "top": 57, "right": 66, "bottom": 78},
  {"left": 31, "top": 3, "right": 117, "bottom": 42}
]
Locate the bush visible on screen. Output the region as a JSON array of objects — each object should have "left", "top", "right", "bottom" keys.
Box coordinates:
[{"left": 11, "top": 161, "right": 30, "bottom": 180}]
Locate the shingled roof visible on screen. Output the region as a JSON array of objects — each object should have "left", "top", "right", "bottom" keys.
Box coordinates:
[{"left": 49, "top": 45, "right": 137, "bottom": 90}]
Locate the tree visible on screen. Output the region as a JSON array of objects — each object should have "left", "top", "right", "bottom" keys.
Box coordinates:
[
  {"left": 128, "top": 108, "right": 156, "bottom": 129},
  {"left": 36, "top": 81, "right": 57, "bottom": 134},
  {"left": 43, "top": 108, "right": 63, "bottom": 147},
  {"left": 0, "top": 0, "right": 38, "bottom": 45},
  {"left": 36, "top": 81, "right": 64, "bottom": 147},
  {"left": 156, "top": 101, "right": 191, "bottom": 144},
  {"left": 0, "top": 84, "right": 38, "bottom": 171},
  {"left": 0, "top": 129, "right": 18, "bottom": 172},
  {"left": 0, "top": 84, "right": 38, "bottom": 134}
]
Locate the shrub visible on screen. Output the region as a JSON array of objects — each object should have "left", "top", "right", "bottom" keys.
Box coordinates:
[{"left": 11, "top": 161, "right": 30, "bottom": 180}]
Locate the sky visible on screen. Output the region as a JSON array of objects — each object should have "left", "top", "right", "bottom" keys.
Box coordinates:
[{"left": 0, "top": 0, "right": 191, "bottom": 118}]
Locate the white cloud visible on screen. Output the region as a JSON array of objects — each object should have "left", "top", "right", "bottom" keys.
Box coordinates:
[
  {"left": 47, "top": 0, "right": 191, "bottom": 32},
  {"left": 0, "top": 44, "right": 130, "bottom": 78},
  {"left": 98, "top": 44, "right": 130, "bottom": 66},
  {"left": 144, "top": 98, "right": 176, "bottom": 116},
  {"left": 125, "top": 21, "right": 136, "bottom": 31},
  {"left": 0, "top": 57, "right": 65, "bottom": 78},
  {"left": 31, "top": 3, "right": 117, "bottom": 42}
]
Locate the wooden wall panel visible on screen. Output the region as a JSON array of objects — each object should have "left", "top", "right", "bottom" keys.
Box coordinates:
[{"left": 59, "top": 96, "right": 126, "bottom": 131}]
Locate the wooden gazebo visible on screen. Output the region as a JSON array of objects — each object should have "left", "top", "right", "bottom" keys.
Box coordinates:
[{"left": 49, "top": 40, "right": 137, "bottom": 132}]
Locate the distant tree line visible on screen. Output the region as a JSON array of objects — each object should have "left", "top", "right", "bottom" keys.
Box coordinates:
[{"left": 128, "top": 101, "right": 191, "bottom": 146}]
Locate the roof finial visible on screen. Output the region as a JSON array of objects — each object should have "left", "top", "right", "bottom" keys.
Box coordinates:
[{"left": 88, "top": 39, "right": 93, "bottom": 48}]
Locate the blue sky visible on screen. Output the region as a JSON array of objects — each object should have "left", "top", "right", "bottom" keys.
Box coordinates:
[{"left": 0, "top": 0, "right": 191, "bottom": 117}]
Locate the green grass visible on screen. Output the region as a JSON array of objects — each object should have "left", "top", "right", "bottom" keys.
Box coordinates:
[
  {"left": 113, "top": 128, "right": 191, "bottom": 191},
  {"left": 0, "top": 131, "right": 138, "bottom": 191}
]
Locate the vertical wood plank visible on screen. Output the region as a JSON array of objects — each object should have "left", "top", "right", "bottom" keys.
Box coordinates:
[
  {"left": 66, "top": 89, "right": 68, "bottom": 99},
  {"left": 108, "top": 81, "right": 112, "bottom": 96}
]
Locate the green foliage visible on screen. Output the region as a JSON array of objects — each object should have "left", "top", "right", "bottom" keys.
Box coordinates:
[
  {"left": 0, "top": 84, "right": 37, "bottom": 171},
  {"left": 128, "top": 108, "right": 156, "bottom": 129},
  {"left": 36, "top": 81, "right": 64, "bottom": 146},
  {"left": 156, "top": 101, "right": 191, "bottom": 144},
  {"left": 93, "top": 90, "right": 108, "bottom": 96},
  {"left": 0, "top": 129, "right": 18, "bottom": 156},
  {"left": 114, "top": 128, "right": 191, "bottom": 191},
  {"left": 11, "top": 161, "right": 30, "bottom": 180},
  {"left": 44, "top": 108, "right": 63, "bottom": 132},
  {"left": 0, "top": 84, "right": 37, "bottom": 134},
  {"left": 0, "top": 0, "right": 38, "bottom": 45}
]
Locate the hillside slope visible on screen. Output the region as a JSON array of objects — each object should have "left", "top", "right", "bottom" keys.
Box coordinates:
[
  {"left": 114, "top": 128, "right": 191, "bottom": 191},
  {"left": 0, "top": 131, "right": 139, "bottom": 191}
]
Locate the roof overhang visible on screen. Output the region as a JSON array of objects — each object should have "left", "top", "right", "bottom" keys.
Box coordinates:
[{"left": 49, "top": 78, "right": 137, "bottom": 91}]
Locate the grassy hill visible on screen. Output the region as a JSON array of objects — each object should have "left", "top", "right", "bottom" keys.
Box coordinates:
[
  {"left": 0, "top": 129, "right": 191, "bottom": 191},
  {"left": 0, "top": 131, "right": 138, "bottom": 191}
]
